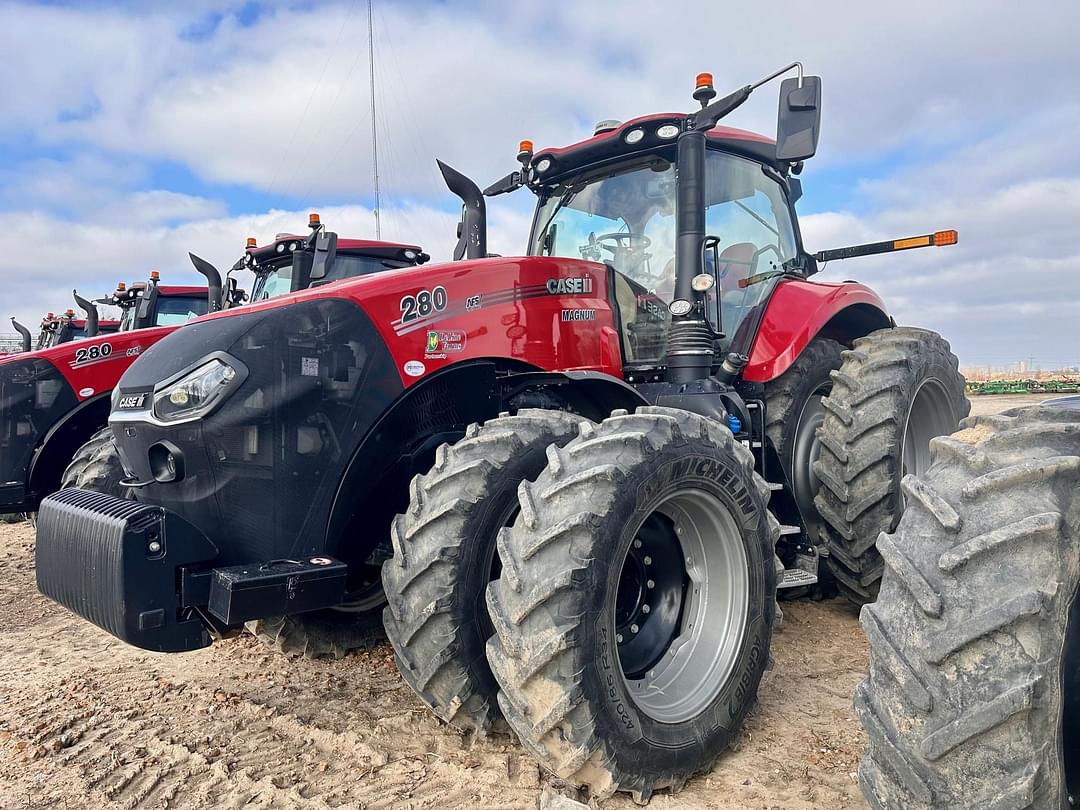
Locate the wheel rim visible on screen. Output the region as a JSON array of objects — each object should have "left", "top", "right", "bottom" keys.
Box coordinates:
[
  {"left": 791, "top": 387, "right": 829, "bottom": 529},
  {"left": 901, "top": 378, "right": 958, "bottom": 480},
  {"left": 616, "top": 489, "right": 749, "bottom": 724},
  {"left": 332, "top": 565, "right": 386, "bottom": 614}
]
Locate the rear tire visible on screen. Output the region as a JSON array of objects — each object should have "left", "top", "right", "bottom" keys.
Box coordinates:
[
  {"left": 856, "top": 406, "right": 1080, "bottom": 808},
  {"left": 814, "top": 327, "right": 968, "bottom": 604},
  {"left": 382, "top": 409, "right": 584, "bottom": 734},
  {"left": 763, "top": 336, "right": 843, "bottom": 544},
  {"left": 486, "top": 407, "right": 778, "bottom": 801},
  {"left": 60, "top": 427, "right": 128, "bottom": 497}
]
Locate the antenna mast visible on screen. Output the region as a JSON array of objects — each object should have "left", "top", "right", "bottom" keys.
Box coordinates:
[{"left": 367, "top": 0, "right": 381, "bottom": 239}]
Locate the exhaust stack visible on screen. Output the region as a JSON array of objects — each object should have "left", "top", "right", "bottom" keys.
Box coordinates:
[
  {"left": 10, "top": 318, "right": 31, "bottom": 353},
  {"left": 188, "top": 254, "right": 224, "bottom": 312},
  {"left": 438, "top": 160, "right": 487, "bottom": 260},
  {"left": 73, "top": 290, "right": 99, "bottom": 337}
]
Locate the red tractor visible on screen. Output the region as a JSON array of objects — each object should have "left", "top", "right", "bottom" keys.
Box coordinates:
[
  {"left": 36, "top": 64, "right": 968, "bottom": 801},
  {"left": 1, "top": 223, "right": 427, "bottom": 521}
]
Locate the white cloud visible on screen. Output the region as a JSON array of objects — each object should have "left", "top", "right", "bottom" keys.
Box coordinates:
[{"left": 1, "top": 0, "right": 1078, "bottom": 368}]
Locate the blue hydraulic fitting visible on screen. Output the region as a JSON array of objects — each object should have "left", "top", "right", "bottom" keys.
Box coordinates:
[{"left": 727, "top": 413, "right": 742, "bottom": 434}]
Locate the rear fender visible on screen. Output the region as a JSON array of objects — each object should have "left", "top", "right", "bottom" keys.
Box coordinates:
[
  {"left": 743, "top": 280, "right": 891, "bottom": 383},
  {"left": 26, "top": 392, "right": 111, "bottom": 508}
]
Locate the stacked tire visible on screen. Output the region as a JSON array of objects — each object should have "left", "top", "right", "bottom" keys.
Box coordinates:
[{"left": 856, "top": 406, "right": 1080, "bottom": 808}]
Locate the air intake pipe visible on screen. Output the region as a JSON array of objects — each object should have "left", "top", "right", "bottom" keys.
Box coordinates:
[
  {"left": 188, "top": 253, "right": 224, "bottom": 312},
  {"left": 438, "top": 160, "right": 487, "bottom": 260},
  {"left": 11, "top": 318, "right": 31, "bottom": 353},
  {"left": 73, "top": 290, "right": 99, "bottom": 337}
]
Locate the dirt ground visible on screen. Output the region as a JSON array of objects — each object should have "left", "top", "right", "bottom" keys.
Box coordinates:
[{"left": 0, "top": 394, "right": 1036, "bottom": 809}]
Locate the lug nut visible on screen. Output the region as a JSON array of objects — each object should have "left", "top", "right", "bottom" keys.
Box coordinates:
[
  {"left": 616, "top": 633, "right": 624, "bottom": 643},
  {"left": 148, "top": 541, "right": 162, "bottom": 554},
  {"left": 643, "top": 556, "right": 652, "bottom": 565},
  {"left": 642, "top": 604, "right": 651, "bottom": 614},
  {"left": 630, "top": 624, "right": 639, "bottom": 634},
  {"left": 633, "top": 539, "right": 642, "bottom": 549},
  {"left": 647, "top": 579, "right": 655, "bottom": 589}
]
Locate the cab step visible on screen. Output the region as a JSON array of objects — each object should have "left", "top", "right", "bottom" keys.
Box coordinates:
[
  {"left": 779, "top": 524, "right": 802, "bottom": 536},
  {"left": 767, "top": 482, "right": 784, "bottom": 492},
  {"left": 777, "top": 568, "right": 818, "bottom": 589}
]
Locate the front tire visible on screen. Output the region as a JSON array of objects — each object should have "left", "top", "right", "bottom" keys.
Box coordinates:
[
  {"left": 486, "top": 407, "right": 778, "bottom": 801},
  {"left": 856, "top": 406, "right": 1080, "bottom": 808},
  {"left": 814, "top": 327, "right": 968, "bottom": 604},
  {"left": 382, "top": 409, "right": 584, "bottom": 734},
  {"left": 60, "top": 427, "right": 128, "bottom": 496}
]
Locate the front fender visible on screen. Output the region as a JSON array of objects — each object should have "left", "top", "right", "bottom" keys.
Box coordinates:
[{"left": 743, "top": 280, "right": 891, "bottom": 383}]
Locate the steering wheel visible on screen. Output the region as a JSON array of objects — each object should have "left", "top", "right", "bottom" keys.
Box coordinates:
[{"left": 595, "top": 232, "right": 652, "bottom": 253}]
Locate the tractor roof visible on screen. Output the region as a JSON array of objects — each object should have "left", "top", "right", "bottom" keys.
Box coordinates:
[
  {"left": 157, "top": 285, "right": 209, "bottom": 297},
  {"left": 245, "top": 235, "right": 423, "bottom": 264},
  {"left": 532, "top": 113, "right": 777, "bottom": 182}
]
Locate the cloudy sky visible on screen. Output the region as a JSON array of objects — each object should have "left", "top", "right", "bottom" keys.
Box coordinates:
[{"left": 1, "top": 0, "right": 1077, "bottom": 369}]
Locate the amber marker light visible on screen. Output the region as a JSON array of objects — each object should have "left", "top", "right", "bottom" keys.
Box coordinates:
[
  {"left": 696, "top": 72, "right": 713, "bottom": 89},
  {"left": 309, "top": 213, "right": 321, "bottom": 226},
  {"left": 933, "top": 229, "right": 959, "bottom": 246},
  {"left": 246, "top": 237, "right": 258, "bottom": 248}
]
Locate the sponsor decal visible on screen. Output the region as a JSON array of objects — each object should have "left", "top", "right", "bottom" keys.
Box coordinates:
[
  {"left": 403, "top": 360, "right": 426, "bottom": 377},
  {"left": 560, "top": 308, "right": 596, "bottom": 322},
  {"left": 300, "top": 357, "right": 319, "bottom": 377},
  {"left": 78, "top": 387, "right": 95, "bottom": 397},
  {"left": 117, "top": 393, "right": 148, "bottom": 410},
  {"left": 424, "top": 329, "right": 466, "bottom": 359},
  {"left": 465, "top": 293, "right": 482, "bottom": 311},
  {"left": 546, "top": 276, "right": 594, "bottom": 295}
]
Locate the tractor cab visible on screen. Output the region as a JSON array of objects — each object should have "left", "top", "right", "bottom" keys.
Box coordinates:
[
  {"left": 99, "top": 273, "right": 213, "bottom": 332},
  {"left": 520, "top": 119, "right": 801, "bottom": 366},
  {"left": 34, "top": 310, "right": 121, "bottom": 350},
  {"left": 240, "top": 214, "right": 429, "bottom": 303}
]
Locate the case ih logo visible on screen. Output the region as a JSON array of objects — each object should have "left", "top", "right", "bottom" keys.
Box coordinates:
[
  {"left": 117, "top": 393, "right": 147, "bottom": 410},
  {"left": 546, "top": 276, "right": 593, "bottom": 295}
]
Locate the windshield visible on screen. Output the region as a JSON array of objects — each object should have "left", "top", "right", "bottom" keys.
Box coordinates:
[
  {"left": 531, "top": 157, "right": 677, "bottom": 296},
  {"left": 155, "top": 294, "right": 209, "bottom": 326},
  {"left": 250, "top": 254, "right": 414, "bottom": 301},
  {"left": 529, "top": 149, "right": 799, "bottom": 364}
]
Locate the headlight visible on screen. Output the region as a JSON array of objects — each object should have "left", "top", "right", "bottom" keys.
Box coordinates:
[
  {"left": 657, "top": 124, "right": 680, "bottom": 139},
  {"left": 153, "top": 358, "right": 240, "bottom": 423},
  {"left": 624, "top": 128, "right": 645, "bottom": 145}
]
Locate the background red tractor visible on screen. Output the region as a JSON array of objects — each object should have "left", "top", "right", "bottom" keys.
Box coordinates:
[
  {"left": 1, "top": 223, "right": 427, "bottom": 522},
  {"left": 36, "top": 63, "right": 968, "bottom": 801}
]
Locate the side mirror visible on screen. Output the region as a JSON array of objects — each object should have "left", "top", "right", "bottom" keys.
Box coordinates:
[
  {"left": 438, "top": 160, "right": 487, "bottom": 260},
  {"left": 309, "top": 230, "right": 338, "bottom": 282},
  {"left": 776, "top": 75, "right": 821, "bottom": 162}
]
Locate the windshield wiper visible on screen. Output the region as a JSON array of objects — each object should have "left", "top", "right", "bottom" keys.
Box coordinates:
[{"left": 535, "top": 184, "right": 581, "bottom": 254}]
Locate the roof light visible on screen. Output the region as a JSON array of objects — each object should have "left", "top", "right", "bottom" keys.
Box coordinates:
[
  {"left": 693, "top": 71, "right": 717, "bottom": 106},
  {"left": 65, "top": 308, "right": 75, "bottom": 317},
  {"left": 276, "top": 243, "right": 285, "bottom": 253},
  {"left": 150, "top": 271, "right": 160, "bottom": 282},
  {"left": 594, "top": 119, "right": 621, "bottom": 135},
  {"left": 933, "top": 229, "right": 959, "bottom": 246},
  {"left": 46, "top": 312, "right": 55, "bottom": 318},
  {"left": 518, "top": 139, "right": 534, "bottom": 157},
  {"left": 535, "top": 157, "right": 552, "bottom": 174},
  {"left": 116, "top": 282, "right": 126, "bottom": 292},
  {"left": 624, "top": 128, "right": 645, "bottom": 145},
  {"left": 404, "top": 250, "right": 417, "bottom": 260},
  {"left": 246, "top": 237, "right": 257, "bottom": 248},
  {"left": 657, "top": 124, "right": 680, "bottom": 139},
  {"left": 309, "top": 212, "right": 321, "bottom": 226}
]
